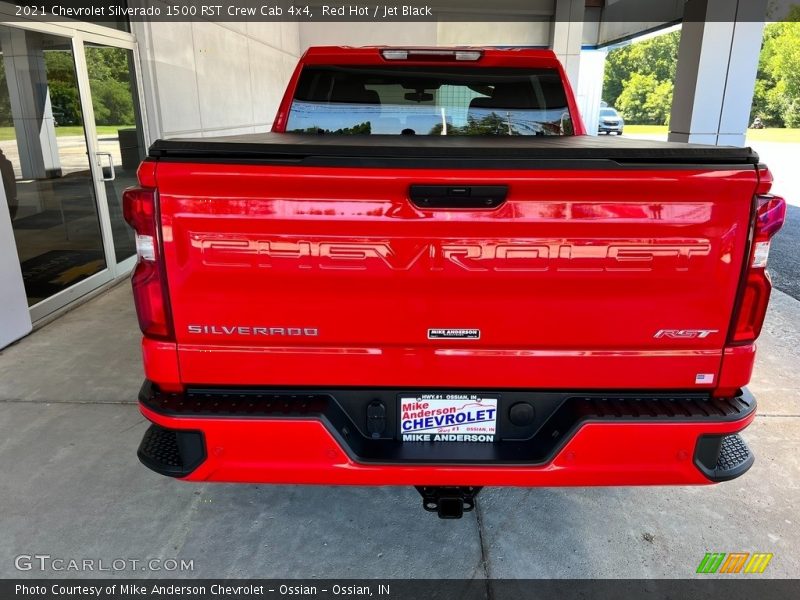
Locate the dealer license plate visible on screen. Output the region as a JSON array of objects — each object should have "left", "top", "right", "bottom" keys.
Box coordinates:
[{"left": 399, "top": 394, "right": 498, "bottom": 443}]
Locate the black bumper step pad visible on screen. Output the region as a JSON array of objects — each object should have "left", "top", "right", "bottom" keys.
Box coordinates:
[
  {"left": 694, "top": 433, "right": 754, "bottom": 482},
  {"left": 142, "top": 384, "right": 754, "bottom": 423},
  {"left": 137, "top": 423, "right": 205, "bottom": 478}
]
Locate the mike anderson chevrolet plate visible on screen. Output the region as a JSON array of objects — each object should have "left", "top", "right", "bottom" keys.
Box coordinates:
[{"left": 400, "top": 394, "right": 498, "bottom": 443}]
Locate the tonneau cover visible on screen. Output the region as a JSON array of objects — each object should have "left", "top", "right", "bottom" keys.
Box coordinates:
[{"left": 148, "top": 132, "right": 759, "bottom": 166}]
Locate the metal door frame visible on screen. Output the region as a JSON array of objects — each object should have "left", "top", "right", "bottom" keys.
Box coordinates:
[{"left": 0, "top": 6, "right": 147, "bottom": 321}]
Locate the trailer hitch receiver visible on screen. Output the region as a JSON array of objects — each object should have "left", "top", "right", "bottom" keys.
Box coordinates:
[{"left": 415, "top": 486, "right": 482, "bottom": 519}]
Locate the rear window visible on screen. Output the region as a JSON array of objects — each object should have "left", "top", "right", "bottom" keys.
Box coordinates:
[{"left": 286, "top": 66, "right": 573, "bottom": 136}]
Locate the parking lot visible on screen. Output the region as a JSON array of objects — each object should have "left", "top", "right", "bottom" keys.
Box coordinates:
[{"left": 1, "top": 272, "right": 798, "bottom": 578}]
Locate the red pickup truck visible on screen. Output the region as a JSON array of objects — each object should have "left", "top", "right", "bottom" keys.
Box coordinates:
[{"left": 127, "top": 46, "right": 786, "bottom": 518}]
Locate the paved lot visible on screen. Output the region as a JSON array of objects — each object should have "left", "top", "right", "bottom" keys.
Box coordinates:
[
  {"left": 0, "top": 283, "right": 798, "bottom": 579},
  {"left": 770, "top": 203, "right": 800, "bottom": 301}
]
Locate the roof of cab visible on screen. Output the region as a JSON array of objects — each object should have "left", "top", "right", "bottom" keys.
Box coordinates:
[{"left": 298, "top": 46, "right": 562, "bottom": 68}]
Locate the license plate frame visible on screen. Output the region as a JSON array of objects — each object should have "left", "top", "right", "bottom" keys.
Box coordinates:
[{"left": 399, "top": 393, "right": 498, "bottom": 443}]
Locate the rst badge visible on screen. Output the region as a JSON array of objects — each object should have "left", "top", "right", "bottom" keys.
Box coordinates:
[{"left": 654, "top": 329, "right": 718, "bottom": 339}]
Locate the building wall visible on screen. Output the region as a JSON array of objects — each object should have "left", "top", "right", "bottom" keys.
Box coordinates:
[
  {"left": 299, "top": 22, "right": 438, "bottom": 48},
  {"left": 575, "top": 49, "right": 607, "bottom": 135},
  {"left": 437, "top": 22, "right": 551, "bottom": 46},
  {"left": 132, "top": 16, "right": 600, "bottom": 143},
  {"left": 299, "top": 21, "right": 550, "bottom": 50},
  {"left": 133, "top": 16, "right": 300, "bottom": 141}
]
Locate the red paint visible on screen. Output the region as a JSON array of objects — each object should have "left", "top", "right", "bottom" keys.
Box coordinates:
[
  {"left": 140, "top": 403, "right": 754, "bottom": 486},
  {"left": 128, "top": 47, "right": 785, "bottom": 487},
  {"left": 152, "top": 164, "right": 756, "bottom": 389},
  {"left": 715, "top": 344, "right": 756, "bottom": 397},
  {"left": 141, "top": 338, "right": 181, "bottom": 391}
]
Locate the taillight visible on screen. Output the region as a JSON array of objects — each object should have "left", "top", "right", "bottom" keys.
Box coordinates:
[
  {"left": 728, "top": 194, "right": 787, "bottom": 345},
  {"left": 122, "top": 186, "right": 174, "bottom": 340}
]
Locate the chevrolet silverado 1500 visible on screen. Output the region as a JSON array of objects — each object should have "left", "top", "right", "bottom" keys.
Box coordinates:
[{"left": 127, "top": 47, "right": 786, "bottom": 518}]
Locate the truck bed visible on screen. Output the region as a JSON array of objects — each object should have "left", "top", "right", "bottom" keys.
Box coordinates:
[{"left": 149, "top": 133, "right": 759, "bottom": 166}]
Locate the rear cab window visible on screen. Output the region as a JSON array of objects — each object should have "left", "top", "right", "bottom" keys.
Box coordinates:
[{"left": 286, "top": 66, "right": 574, "bottom": 136}]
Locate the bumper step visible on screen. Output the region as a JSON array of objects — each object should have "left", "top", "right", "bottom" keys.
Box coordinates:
[
  {"left": 694, "top": 433, "right": 754, "bottom": 482},
  {"left": 137, "top": 423, "right": 205, "bottom": 478}
]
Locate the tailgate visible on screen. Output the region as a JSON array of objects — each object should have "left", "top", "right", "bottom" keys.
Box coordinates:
[{"left": 154, "top": 161, "right": 757, "bottom": 389}]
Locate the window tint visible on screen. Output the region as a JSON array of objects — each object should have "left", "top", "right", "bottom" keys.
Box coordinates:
[{"left": 287, "top": 66, "right": 572, "bottom": 136}]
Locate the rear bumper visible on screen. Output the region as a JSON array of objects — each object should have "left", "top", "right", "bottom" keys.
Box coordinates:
[{"left": 137, "top": 382, "right": 756, "bottom": 486}]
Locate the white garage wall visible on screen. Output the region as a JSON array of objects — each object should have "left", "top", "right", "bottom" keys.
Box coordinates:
[
  {"left": 437, "top": 22, "right": 551, "bottom": 46},
  {"left": 133, "top": 15, "right": 594, "bottom": 142},
  {"left": 299, "top": 22, "right": 551, "bottom": 50},
  {"left": 299, "top": 22, "right": 438, "bottom": 48},
  {"left": 133, "top": 14, "right": 300, "bottom": 140},
  {"left": 575, "top": 49, "right": 607, "bottom": 135}
]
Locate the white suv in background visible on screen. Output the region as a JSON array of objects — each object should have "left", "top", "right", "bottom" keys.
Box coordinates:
[{"left": 598, "top": 107, "right": 624, "bottom": 135}]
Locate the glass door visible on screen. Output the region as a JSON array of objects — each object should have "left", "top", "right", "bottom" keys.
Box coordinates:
[
  {"left": 0, "top": 19, "right": 145, "bottom": 323},
  {"left": 0, "top": 24, "right": 113, "bottom": 318},
  {"left": 80, "top": 39, "right": 146, "bottom": 268}
]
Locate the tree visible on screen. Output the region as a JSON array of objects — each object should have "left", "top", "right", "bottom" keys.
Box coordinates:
[
  {"left": 85, "top": 47, "right": 135, "bottom": 126},
  {"left": 31, "top": 46, "right": 136, "bottom": 127},
  {"left": 603, "top": 30, "right": 680, "bottom": 110},
  {"left": 616, "top": 73, "right": 659, "bottom": 124},
  {"left": 604, "top": 18, "right": 800, "bottom": 129},
  {"left": 751, "top": 16, "right": 800, "bottom": 127},
  {"left": 643, "top": 80, "right": 673, "bottom": 125},
  {"left": 43, "top": 51, "right": 83, "bottom": 126}
]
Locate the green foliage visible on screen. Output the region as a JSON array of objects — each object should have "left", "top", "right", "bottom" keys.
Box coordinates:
[
  {"left": 431, "top": 112, "right": 567, "bottom": 136},
  {"left": 462, "top": 112, "right": 514, "bottom": 135},
  {"left": 85, "top": 47, "right": 135, "bottom": 126},
  {"left": 644, "top": 80, "right": 674, "bottom": 125},
  {"left": 616, "top": 73, "right": 655, "bottom": 123},
  {"left": 615, "top": 73, "right": 673, "bottom": 125},
  {"left": 750, "top": 19, "right": 800, "bottom": 127},
  {"left": 785, "top": 99, "right": 800, "bottom": 128},
  {"left": 288, "top": 122, "right": 372, "bottom": 135},
  {"left": 751, "top": 79, "right": 786, "bottom": 126},
  {"left": 605, "top": 19, "right": 800, "bottom": 128},
  {"left": 43, "top": 51, "right": 83, "bottom": 126},
  {"left": 0, "top": 44, "right": 134, "bottom": 129},
  {"left": 90, "top": 79, "right": 135, "bottom": 125},
  {"left": 603, "top": 30, "right": 680, "bottom": 118}
]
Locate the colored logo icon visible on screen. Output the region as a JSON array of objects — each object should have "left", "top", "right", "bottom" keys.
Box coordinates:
[{"left": 696, "top": 552, "right": 773, "bottom": 574}]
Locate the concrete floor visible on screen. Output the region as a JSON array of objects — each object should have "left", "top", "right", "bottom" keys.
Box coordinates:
[{"left": 0, "top": 283, "right": 798, "bottom": 579}]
